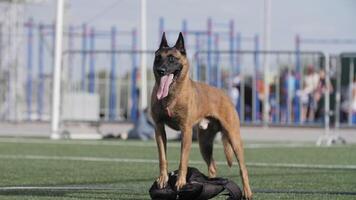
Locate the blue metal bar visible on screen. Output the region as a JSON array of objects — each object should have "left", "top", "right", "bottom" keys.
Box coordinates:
[
  {"left": 295, "top": 35, "right": 301, "bottom": 76},
  {"left": 109, "top": 26, "right": 117, "bottom": 120},
  {"left": 130, "top": 67, "right": 138, "bottom": 122},
  {"left": 88, "top": 28, "right": 95, "bottom": 93},
  {"left": 235, "top": 33, "right": 241, "bottom": 74},
  {"left": 94, "top": 30, "right": 133, "bottom": 36},
  {"left": 229, "top": 20, "right": 235, "bottom": 75},
  {"left": 207, "top": 18, "right": 212, "bottom": 85},
  {"left": 81, "top": 24, "right": 87, "bottom": 91},
  {"left": 294, "top": 34, "right": 301, "bottom": 123},
  {"left": 301, "top": 38, "right": 356, "bottom": 44},
  {"left": 236, "top": 32, "right": 242, "bottom": 117},
  {"left": 184, "top": 30, "right": 207, "bottom": 35},
  {"left": 26, "top": 18, "right": 34, "bottom": 120},
  {"left": 164, "top": 30, "right": 208, "bottom": 36},
  {"left": 253, "top": 34, "right": 260, "bottom": 122},
  {"left": 130, "top": 29, "right": 138, "bottom": 122},
  {"left": 37, "top": 23, "right": 44, "bottom": 120},
  {"left": 63, "top": 28, "right": 133, "bottom": 36},
  {"left": 214, "top": 33, "right": 220, "bottom": 88}
]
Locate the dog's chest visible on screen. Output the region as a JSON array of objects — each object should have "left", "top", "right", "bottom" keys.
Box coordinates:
[
  {"left": 154, "top": 105, "right": 182, "bottom": 130},
  {"left": 153, "top": 98, "right": 187, "bottom": 131},
  {"left": 158, "top": 108, "right": 181, "bottom": 130},
  {"left": 164, "top": 117, "right": 181, "bottom": 131}
]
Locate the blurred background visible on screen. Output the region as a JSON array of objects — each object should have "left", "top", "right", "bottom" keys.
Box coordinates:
[
  {"left": 0, "top": 0, "right": 355, "bottom": 141},
  {"left": 1, "top": 1, "right": 356, "bottom": 199}
]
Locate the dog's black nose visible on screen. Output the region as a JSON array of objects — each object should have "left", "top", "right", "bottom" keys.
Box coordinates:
[{"left": 156, "top": 68, "right": 166, "bottom": 76}]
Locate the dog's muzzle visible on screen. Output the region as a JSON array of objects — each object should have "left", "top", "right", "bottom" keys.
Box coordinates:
[{"left": 156, "top": 68, "right": 166, "bottom": 76}]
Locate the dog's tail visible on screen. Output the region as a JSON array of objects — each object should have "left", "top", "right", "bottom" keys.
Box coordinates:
[{"left": 222, "top": 134, "right": 234, "bottom": 167}]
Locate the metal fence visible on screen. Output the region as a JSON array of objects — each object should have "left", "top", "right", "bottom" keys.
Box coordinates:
[
  {"left": 335, "top": 53, "right": 356, "bottom": 127},
  {"left": 193, "top": 50, "right": 329, "bottom": 126},
  {"left": 0, "top": 49, "right": 355, "bottom": 127},
  {"left": 61, "top": 50, "right": 156, "bottom": 122}
]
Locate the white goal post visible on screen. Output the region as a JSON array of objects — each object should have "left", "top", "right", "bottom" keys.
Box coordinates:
[{"left": 50, "top": 0, "right": 64, "bottom": 139}]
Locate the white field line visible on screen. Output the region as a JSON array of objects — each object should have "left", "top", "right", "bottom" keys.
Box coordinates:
[
  {"left": 0, "top": 138, "right": 316, "bottom": 149},
  {"left": 0, "top": 154, "right": 356, "bottom": 170},
  {"left": 0, "top": 186, "right": 120, "bottom": 191}
]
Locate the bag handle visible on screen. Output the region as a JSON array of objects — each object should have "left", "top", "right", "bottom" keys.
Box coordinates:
[{"left": 224, "top": 180, "right": 242, "bottom": 200}]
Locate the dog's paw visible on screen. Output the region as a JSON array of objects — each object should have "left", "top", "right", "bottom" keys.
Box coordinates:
[
  {"left": 175, "top": 176, "right": 186, "bottom": 191},
  {"left": 242, "top": 186, "right": 253, "bottom": 200},
  {"left": 208, "top": 161, "right": 217, "bottom": 178},
  {"left": 156, "top": 174, "right": 169, "bottom": 189}
]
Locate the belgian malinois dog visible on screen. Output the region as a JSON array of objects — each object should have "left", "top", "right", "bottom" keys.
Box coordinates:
[{"left": 151, "top": 32, "right": 253, "bottom": 199}]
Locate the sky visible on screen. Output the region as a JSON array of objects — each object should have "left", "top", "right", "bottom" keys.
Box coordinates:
[{"left": 24, "top": 0, "right": 356, "bottom": 54}]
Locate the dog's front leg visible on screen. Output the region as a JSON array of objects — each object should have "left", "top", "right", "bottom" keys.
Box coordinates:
[
  {"left": 176, "top": 125, "right": 192, "bottom": 190},
  {"left": 155, "top": 123, "right": 168, "bottom": 189}
]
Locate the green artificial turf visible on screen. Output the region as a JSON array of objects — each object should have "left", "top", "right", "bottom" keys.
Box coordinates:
[{"left": 0, "top": 138, "right": 355, "bottom": 199}]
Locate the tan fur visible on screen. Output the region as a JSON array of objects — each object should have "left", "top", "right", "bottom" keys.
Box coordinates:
[
  {"left": 222, "top": 134, "right": 234, "bottom": 167},
  {"left": 151, "top": 34, "right": 253, "bottom": 199}
]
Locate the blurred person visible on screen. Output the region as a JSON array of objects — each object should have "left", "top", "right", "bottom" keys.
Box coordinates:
[
  {"left": 256, "top": 78, "right": 265, "bottom": 121},
  {"left": 279, "top": 69, "right": 297, "bottom": 123},
  {"left": 279, "top": 69, "right": 288, "bottom": 123},
  {"left": 341, "top": 76, "right": 356, "bottom": 124},
  {"left": 287, "top": 70, "right": 297, "bottom": 122},
  {"left": 352, "top": 77, "right": 356, "bottom": 124},
  {"left": 269, "top": 77, "right": 278, "bottom": 122},
  {"left": 301, "top": 65, "right": 319, "bottom": 122},
  {"left": 128, "top": 108, "right": 155, "bottom": 140},
  {"left": 287, "top": 70, "right": 297, "bottom": 101},
  {"left": 314, "top": 69, "right": 334, "bottom": 122},
  {"left": 229, "top": 75, "right": 254, "bottom": 121},
  {"left": 229, "top": 75, "right": 240, "bottom": 109}
]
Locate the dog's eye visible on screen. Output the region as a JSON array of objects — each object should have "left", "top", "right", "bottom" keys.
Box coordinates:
[{"left": 168, "top": 56, "right": 176, "bottom": 63}]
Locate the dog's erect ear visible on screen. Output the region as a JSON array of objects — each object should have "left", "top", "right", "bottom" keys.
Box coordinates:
[
  {"left": 174, "top": 32, "right": 186, "bottom": 55},
  {"left": 159, "top": 32, "right": 169, "bottom": 49}
]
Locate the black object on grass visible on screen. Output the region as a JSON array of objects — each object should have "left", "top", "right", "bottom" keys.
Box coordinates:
[{"left": 149, "top": 167, "right": 242, "bottom": 200}]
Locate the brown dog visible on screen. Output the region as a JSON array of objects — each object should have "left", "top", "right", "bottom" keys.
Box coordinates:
[{"left": 151, "top": 32, "right": 253, "bottom": 199}]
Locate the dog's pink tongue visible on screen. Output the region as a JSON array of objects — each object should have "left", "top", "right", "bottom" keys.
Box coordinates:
[{"left": 157, "top": 74, "right": 174, "bottom": 100}]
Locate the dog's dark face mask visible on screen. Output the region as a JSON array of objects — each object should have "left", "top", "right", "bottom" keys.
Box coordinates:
[{"left": 153, "top": 32, "right": 188, "bottom": 100}]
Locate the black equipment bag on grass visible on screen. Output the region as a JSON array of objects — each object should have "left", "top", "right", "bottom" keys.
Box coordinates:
[{"left": 149, "top": 167, "right": 242, "bottom": 200}]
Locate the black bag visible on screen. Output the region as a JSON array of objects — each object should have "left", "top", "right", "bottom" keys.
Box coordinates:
[{"left": 149, "top": 167, "right": 242, "bottom": 200}]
